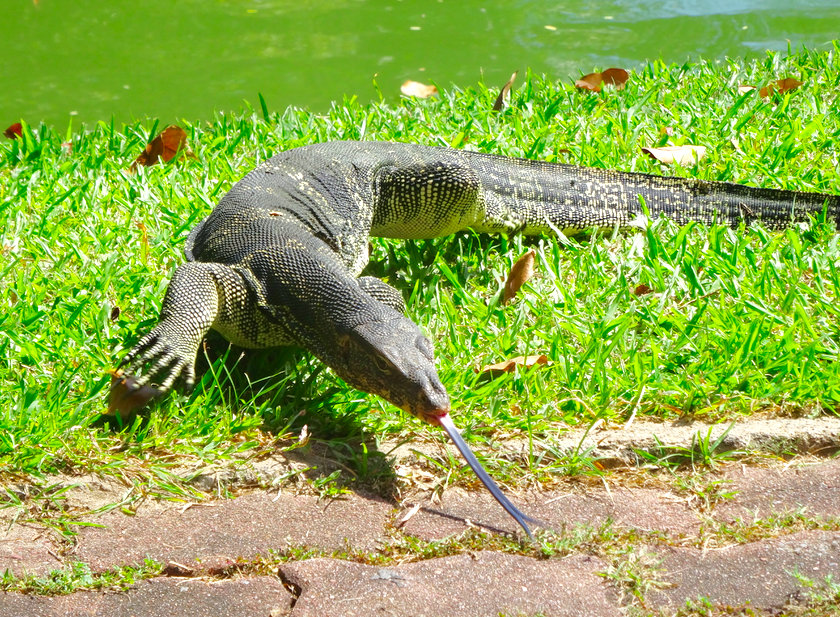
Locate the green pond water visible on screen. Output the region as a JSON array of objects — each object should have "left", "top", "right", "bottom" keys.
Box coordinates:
[{"left": 2, "top": 0, "right": 839, "bottom": 129}]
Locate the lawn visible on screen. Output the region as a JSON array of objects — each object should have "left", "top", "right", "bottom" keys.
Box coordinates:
[{"left": 1, "top": 46, "right": 839, "bottom": 510}]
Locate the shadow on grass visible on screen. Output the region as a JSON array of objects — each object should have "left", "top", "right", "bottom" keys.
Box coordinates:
[{"left": 96, "top": 329, "right": 402, "bottom": 498}]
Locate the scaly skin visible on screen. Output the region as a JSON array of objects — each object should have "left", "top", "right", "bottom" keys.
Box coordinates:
[{"left": 112, "top": 140, "right": 840, "bottom": 537}]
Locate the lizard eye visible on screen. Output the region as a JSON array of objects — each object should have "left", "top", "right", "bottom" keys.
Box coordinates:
[{"left": 373, "top": 354, "right": 392, "bottom": 374}]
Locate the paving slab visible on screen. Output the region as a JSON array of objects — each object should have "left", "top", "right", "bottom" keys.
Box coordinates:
[
  {"left": 650, "top": 530, "right": 840, "bottom": 610},
  {"left": 0, "top": 524, "right": 63, "bottom": 577},
  {"left": 401, "top": 486, "right": 699, "bottom": 540},
  {"left": 280, "top": 552, "right": 620, "bottom": 617},
  {"left": 75, "top": 491, "right": 391, "bottom": 573},
  {"left": 0, "top": 575, "right": 289, "bottom": 617},
  {"left": 713, "top": 459, "right": 840, "bottom": 523}
]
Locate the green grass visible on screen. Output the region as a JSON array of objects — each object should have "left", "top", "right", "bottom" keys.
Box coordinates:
[
  {"left": 0, "top": 559, "right": 162, "bottom": 595},
  {"left": 1, "top": 46, "right": 839, "bottom": 509}
]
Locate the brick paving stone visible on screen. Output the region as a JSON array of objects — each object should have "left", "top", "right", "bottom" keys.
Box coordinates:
[
  {"left": 401, "top": 487, "right": 700, "bottom": 540},
  {"left": 0, "top": 576, "right": 290, "bottom": 617},
  {"left": 75, "top": 491, "right": 391, "bottom": 573},
  {"left": 280, "top": 552, "right": 621, "bottom": 617},
  {"left": 714, "top": 459, "right": 840, "bottom": 523},
  {"left": 0, "top": 524, "right": 64, "bottom": 577},
  {"left": 649, "top": 530, "right": 840, "bottom": 610}
]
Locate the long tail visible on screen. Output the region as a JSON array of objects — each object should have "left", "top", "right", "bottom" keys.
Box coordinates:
[{"left": 466, "top": 151, "right": 840, "bottom": 235}]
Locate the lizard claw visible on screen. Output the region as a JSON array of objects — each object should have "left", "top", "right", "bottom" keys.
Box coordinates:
[{"left": 109, "top": 328, "right": 196, "bottom": 415}]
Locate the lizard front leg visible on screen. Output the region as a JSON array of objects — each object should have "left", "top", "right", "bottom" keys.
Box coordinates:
[{"left": 109, "top": 262, "right": 248, "bottom": 416}]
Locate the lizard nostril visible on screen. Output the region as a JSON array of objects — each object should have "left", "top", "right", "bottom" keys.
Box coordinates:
[{"left": 415, "top": 335, "right": 434, "bottom": 361}]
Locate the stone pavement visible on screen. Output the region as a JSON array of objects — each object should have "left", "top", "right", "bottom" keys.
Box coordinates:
[{"left": 0, "top": 419, "right": 838, "bottom": 616}]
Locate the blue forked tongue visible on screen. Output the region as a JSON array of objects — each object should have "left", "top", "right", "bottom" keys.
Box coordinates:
[{"left": 438, "top": 413, "right": 544, "bottom": 541}]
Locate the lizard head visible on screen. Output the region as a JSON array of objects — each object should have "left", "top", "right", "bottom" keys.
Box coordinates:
[{"left": 331, "top": 314, "right": 450, "bottom": 424}]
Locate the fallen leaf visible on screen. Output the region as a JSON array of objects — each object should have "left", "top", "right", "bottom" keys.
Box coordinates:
[
  {"left": 633, "top": 284, "right": 654, "bottom": 296},
  {"left": 400, "top": 80, "right": 438, "bottom": 98},
  {"left": 575, "top": 68, "right": 629, "bottom": 92},
  {"left": 503, "top": 249, "right": 535, "bottom": 303},
  {"left": 759, "top": 78, "right": 803, "bottom": 98},
  {"left": 130, "top": 125, "right": 192, "bottom": 171},
  {"left": 642, "top": 145, "right": 706, "bottom": 166},
  {"left": 397, "top": 503, "right": 422, "bottom": 528},
  {"left": 493, "top": 70, "right": 518, "bottom": 111},
  {"left": 737, "top": 85, "right": 756, "bottom": 95},
  {"left": 3, "top": 123, "right": 22, "bottom": 139},
  {"left": 107, "top": 370, "right": 162, "bottom": 416},
  {"left": 109, "top": 306, "right": 121, "bottom": 321},
  {"left": 480, "top": 355, "right": 549, "bottom": 376}
]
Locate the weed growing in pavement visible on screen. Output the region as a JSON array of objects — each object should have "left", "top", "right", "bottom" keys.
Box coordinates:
[
  {"left": 0, "top": 559, "right": 163, "bottom": 595},
  {"left": 787, "top": 573, "right": 840, "bottom": 615}
]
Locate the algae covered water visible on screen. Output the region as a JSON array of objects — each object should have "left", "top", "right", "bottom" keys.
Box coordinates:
[{"left": 2, "top": 0, "right": 839, "bottom": 127}]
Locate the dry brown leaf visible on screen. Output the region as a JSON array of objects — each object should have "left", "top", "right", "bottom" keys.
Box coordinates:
[
  {"left": 130, "top": 125, "right": 192, "bottom": 171},
  {"left": 400, "top": 80, "right": 438, "bottom": 98},
  {"left": 633, "top": 284, "right": 654, "bottom": 296},
  {"left": 493, "top": 70, "right": 518, "bottom": 111},
  {"left": 107, "top": 370, "right": 162, "bottom": 416},
  {"left": 481, "top": 355, "right": 549, "bottom": 376},
  {"left": 503, "top": 249, "right": 535, "bottom": 304},
  {"left": 3, "top": 122, "right": 22, "bottom": 139},
  {"left": 642, "top": 145, "right": 706, "bottom": 166},
  {"left": 575, "top": 68, "right": 629, "bottom": 92},
  {"left": 759, "top": 78, "right": 803, "bottom": 98}
]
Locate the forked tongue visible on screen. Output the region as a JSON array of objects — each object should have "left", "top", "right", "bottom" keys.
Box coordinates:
[{"left": 438, "top": 413, "right": 542, "bottom": 540}]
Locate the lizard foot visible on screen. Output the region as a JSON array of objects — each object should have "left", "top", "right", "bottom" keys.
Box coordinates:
[{"left": 108, "top": 328, "right": 197, "bottom": 416}]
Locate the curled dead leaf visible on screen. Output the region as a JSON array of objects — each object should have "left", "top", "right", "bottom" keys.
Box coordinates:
[
  {"left": 503, "top": 249, "right": 536, "bottom": 304},
  {"left": 130, "top": 125, "right": 194, "bottom": 171},
  {"left": 4, "top": 123, "right": 22, "bottom": 139},
  {"left": 107, "top": 370, "right": 162, "bottom": 416},
  {"left": 642, "top": 145, "right": 706, "bottom": 166},
  {"left": 575, "top": 68, "right": 629, "bottom": 92},
  {"left": 633, "top": 284, "right": 654, "bottom": 296},
  {"left": 480, "top": 355, "right": 549, "bottom": 377},
  {"left": 493, "top": 70, "right": 518, "bottom": 111},
  {"left": 759, "top": 78, "right": 803, "bottom": 98},
  {"left": 400, "top": 80, "right": 438, "bottom": 98}
]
